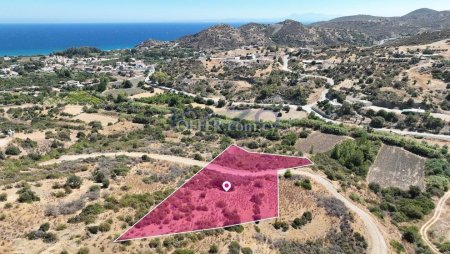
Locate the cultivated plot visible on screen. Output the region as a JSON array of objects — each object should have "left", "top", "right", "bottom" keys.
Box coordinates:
[{"left": 368, "top": 145, "right": 426, "bottom": 190}]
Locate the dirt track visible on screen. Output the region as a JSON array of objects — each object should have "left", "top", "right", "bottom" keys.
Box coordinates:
[
  {"left": 39, "top": 152, "right": 206, "bottom": 167},
  {"left": 420, "top": 190, "right": 450, "bottom": 254}
]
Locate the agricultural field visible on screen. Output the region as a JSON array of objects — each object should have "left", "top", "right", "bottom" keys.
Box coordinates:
[
  {"left": 295, "top": 132, "right": 349, "bottom": 154},
  {"left": 368, "top": 145, "right": 426, "bottom": 190}
]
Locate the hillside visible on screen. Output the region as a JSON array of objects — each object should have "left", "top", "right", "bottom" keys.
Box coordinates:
[
  {"left": 176, "top": 19, "right": 371, "bottom": 50},
  {"left": 137, "top": 8, "right": 450, "bottom": 50},
  {"left": 312, "top": 8, "right": 450, "bottom": 40}
]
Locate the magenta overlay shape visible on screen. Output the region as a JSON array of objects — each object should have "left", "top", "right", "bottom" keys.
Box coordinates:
[{"left": 116, "top": 145, "right": 312, "bottom": 241}]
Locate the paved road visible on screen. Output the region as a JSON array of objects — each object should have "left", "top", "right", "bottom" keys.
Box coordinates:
[
  {"left": 40, "top": 151, "right": 388, "bottom": 254},
  {"left": 420, "top": 191, "right": 450, "bottom": 254}
]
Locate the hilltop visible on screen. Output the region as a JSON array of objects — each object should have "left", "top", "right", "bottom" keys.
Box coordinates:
[
  {"left": 174, "top": 19, "right": 370, "bottom": 49},
  {"left": 138, "top": 8, "right": 450, "bottom": 50},
  {"left": 312, "top": 8, "right": 450, "bottom": 40}
]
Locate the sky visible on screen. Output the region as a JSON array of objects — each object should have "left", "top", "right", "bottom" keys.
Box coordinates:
[{"left": 0, "top": 0, "right": 449, "bottom": 23}]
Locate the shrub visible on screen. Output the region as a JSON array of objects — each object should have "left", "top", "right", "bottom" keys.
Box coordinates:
[
  {"left": 370, "top": 116, "right": 385, "bottom": 128},
  {"left": 17, "top": 186, "right": 40, "bottom": 203},
  {"left": 39, "top": 223, "right": 50, "bottom": 232},
  {"left": 149, "top": 238, "right": 161, "bottom": 248},
  {"left": 65, "top": 175, "right": 82, "bottom": 189},
  {"left": 295, "top": 179, "right": 312, "bottom": 190},
  {"left": 42, "top": 232, "right": 58, "bottom": 243},
  {"left": 291, "top": 211, "right": 313, "bottom": 229},
  {"left": 77, "top": 247, "right": 89, "bottom": 254},
  {"left": 0, "top": 193, "right": 7, "bottom": 201},
  {"left": 241, "top": 247, "right": 253, "bottom": 254},
  {"left": 56, "top": 224, "right": 67, "bottom": 231},
  {"left": 173, "top": 249, "right": 195, "bottom": 254},
  {"left": 283, "top": 170, "right": 292, "bottom": 178},
  {"left": 368, "top": 182, "right": 381, "bottom": 193},
  {"left": 87, "top": 226, "right": 99, "bottom": 234},
  {"left": 69, "top": 203, "right": 104, "bottom": 224},
  {"left": 98, "top": 222, "right": 111, "bottom": 232},
  {"left": 5, "top": 145, "right": 21, "bottom": 155},
  {"left": 224, "top": 225, "right": 244, "bottom": 233},
  {"left": 402, "top": 226, "right": 418, "bottom": 243},
  {"left": 209, "top": 244, "right": 218, "bottom": 253},
  {"left": 390, "top": 240, "right": 405, "bottom": 254},
  {"left": 228, "top": 241, "right": 241, "bottom": 254}
]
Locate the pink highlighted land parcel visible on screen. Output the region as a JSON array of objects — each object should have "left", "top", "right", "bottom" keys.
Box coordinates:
[{"left": 117, "top": 145, "right": 312, "bottom": 241}]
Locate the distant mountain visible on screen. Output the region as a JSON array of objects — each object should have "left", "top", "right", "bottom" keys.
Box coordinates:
[
  {"left": 138, "top": 8, "right": 450, "bottom": 50},
  {"left": 176, "top": 19, "right": 371, "bottom": 50},
  {"left": 311, "top": 8, "right": 450, "bottom": 40}
]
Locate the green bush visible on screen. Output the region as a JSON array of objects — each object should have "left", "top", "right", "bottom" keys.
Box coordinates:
[
  {"left": 65, "top": 175, "right": 82, "bottom": 189},
  {"left": 77, "top": 247, "right": 90, "bottom": 254},
  {"left": 98, "top": 222, "right": 111, "bottom": 232},
  {"left": 224, "top": 225, "right": 244, "bottom": 233},
  {"left": 330, "top": 136, "right": 379, "bottom": 177},
  {"left": 228, "top": 241, "right": 241, "bottom": 254},
  {"left": 0, "top": 193, "right": 7, "bottom": 202},
  {"left": 209, "top": 244, "right": 218, "bottom": 253},
  {"left": 241, "top": 247, "right": 253, "bottom": 254},
  {"left": 42, "top": 232, "right": 58, "bottom": 243},
  {"left": 17, "top": 186, "right": 40, "bottom": 203},
  {"left": 173, "top": 249, "right": 195, "bottom": 254},
  {"left": 5, "top": 145, "right": 21, "bottom": 156}
]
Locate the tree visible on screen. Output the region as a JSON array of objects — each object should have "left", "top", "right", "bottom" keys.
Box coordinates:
[
  {"left": 151, "top": 71, "right": 169, "bottom": 84},
  {"left": 96, "top": 77, "right": 108, "bottom": 92},
  {"left": 217, "top": 99, "right": 226, "bottom": 108},
  {"left": 368, "top": 183, "right": 381, "bottom": 193},
  {"left": 281, "top": 132, "right": 297, "bottom": 146}
]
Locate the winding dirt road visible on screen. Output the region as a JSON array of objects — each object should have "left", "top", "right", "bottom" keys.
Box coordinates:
[
  {"left": 290, "top": 170, "right": 388, "bottom": 254},
  {"left": 420, "top": 190, "right": 450, "bottom": 254},
  {"left": 39, "top": 152, "right": 388, "bottom": 254}
]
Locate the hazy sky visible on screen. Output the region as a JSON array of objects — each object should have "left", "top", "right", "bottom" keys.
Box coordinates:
[{"left": 1, "top": 0, "right": 449, "bottom": 23}]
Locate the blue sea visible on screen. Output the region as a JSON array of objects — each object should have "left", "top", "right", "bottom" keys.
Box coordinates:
[{"left": 0, "top": 23, "right": 243, "bottom": 56}]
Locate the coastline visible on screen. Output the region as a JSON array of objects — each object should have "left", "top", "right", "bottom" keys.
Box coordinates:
[{"left": 0, "top": 22, "right": 243, "bottom": 57}]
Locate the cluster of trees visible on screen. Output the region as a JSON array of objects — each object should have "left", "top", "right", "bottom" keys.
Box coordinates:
[
  {"left": 369, "top": 184, "right": 435, "bottom": 222},
  {"left": 54, "top": 47, "right": 102, "bottom": 58},
  {"left": 424, "top": 159, "right": 450, "bottom": 197},
  {"left": 330, "top": 136, "right": 379, "bottom": 177}
]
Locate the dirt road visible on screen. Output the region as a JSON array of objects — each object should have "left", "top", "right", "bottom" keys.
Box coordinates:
[
  {"left": 40, "top": 151, "right": 388, "bottom": 254},
  {"left": 39, "top": 152, "right": 206, "bottom": 167},
  {"left": 420, "top": 190, "right": 450, "bottom": 254},
  {"left": 289, "top": 170, "right": 389, "bottom": 254}
]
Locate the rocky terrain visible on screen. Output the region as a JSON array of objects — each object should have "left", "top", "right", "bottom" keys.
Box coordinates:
[
  {"left": 312, "top": 8, "right": 450, "bottom": 40},
  {"left": 138, "top": 8, "right": 450, "bottom": 50}
]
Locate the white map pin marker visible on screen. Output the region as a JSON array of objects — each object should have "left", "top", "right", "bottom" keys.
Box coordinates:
[{"left": 222, "top": 181, "right": 231, "bottom": 192}]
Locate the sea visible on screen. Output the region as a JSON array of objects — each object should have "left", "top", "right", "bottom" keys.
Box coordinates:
[{"left": 0, "top": 23, "right": 243, "bottom": 57}]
